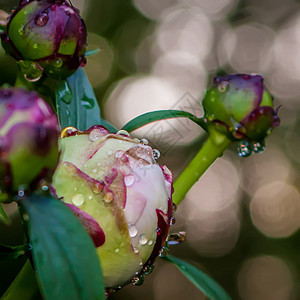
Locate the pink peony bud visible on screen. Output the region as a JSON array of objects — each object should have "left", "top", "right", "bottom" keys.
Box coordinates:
[{"left": 52, "top": 126, "right": 173, "bottom": 288}]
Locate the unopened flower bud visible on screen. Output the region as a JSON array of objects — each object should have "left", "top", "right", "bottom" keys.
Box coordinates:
[
  {"left": 52, "top": 126, "right": 173, "bottom": 288},
  {"left": 1, "top": 0, "right": 87, "bottom": 80},
  {"left": 202, "top": 74, "right": 280, "bottom": 142},
  {"left": 0, "top": 87, "right": 59, "bottom": 195}
]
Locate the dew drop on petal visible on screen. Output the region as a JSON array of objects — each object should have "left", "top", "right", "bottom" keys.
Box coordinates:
[
  {"left": 72, "top": 194, "right": 85, "bottom": 207},
  {"left": 89, "top": 129, "right": 105, "bottom": 142},
  {"left": 104, "top": 192, "right": 113, "bottom": 203},
  {"left": 218, "top": 81, "right": 229, "bottom": 93},
  {"left": 34, "top": 12, "right": 49, "bottom": 27},
  {"left": 116, "top": 130, "right": 130, "bottom": 136},
  {"left": 139, "top": 234, "right": 148, "bottom": 245},
  {"left": 60, "top": 126, "right": 78, "bottom": 138},
  {"left": 132, "top": 274, "right": 144, "bottom": 286},
  {"left": 33, "top": 43, "right": 39, "bottom": 49},
  {"left": 143, "top": 265, "right": 154, "bottom": 275},
  {"left": 153, "top": 149, "right": 160, "bottom": 160},
  {"left": 133, "top": 247, "right": 139, "bottom": 254},
  {"left": 140, "top": 138, "right": 148, "bottom": 145},
  {"left": 52, "top": 58, "right": 63, "bottom": 68},
  {"left": 148, "top": 240, "right": 153, "bottom": 246},
  {"left": 128, "top": 225, "right": 138, "bottom": 238},
  {"left": 114, "top": 248, "right": 120, "bottom": 253},
  {"left": 124, "top": 174, "right": 135, "bottom": 187},
  {"left": 115, "top": 150, "right": 124, "bottom": 158}
]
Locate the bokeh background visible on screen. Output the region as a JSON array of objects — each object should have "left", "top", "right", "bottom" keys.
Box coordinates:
[{"left": 0, "top": 0, "right": 300, "bottom": 299}]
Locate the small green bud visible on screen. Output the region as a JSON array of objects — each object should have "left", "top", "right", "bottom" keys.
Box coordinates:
[{"left": 202, "top": 74, "right": 280, "bottom": 142}]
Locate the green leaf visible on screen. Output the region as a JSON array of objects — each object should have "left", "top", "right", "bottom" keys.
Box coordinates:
[
  {"left": 0, "top": 243, "right": 28, "bottom": 261},
  {"left": 20, "top": 194, "right": 105, "bottom": 300},
  {"left": 121, "top": 110, "right": 207, "bottom": 133},
  {"left": 85, "top": 49, "right": 101, "bottom": 57},
  {"left": 55, "top": 68, "right": 102, "bottom": 130},
  {"left": 0, "top": 204, "right": 10, "bottom": 225},
  {"left": 164, "top": 255, "right": 231, "bottom": 300}
]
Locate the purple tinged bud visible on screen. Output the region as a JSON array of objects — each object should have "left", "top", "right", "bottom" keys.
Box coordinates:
[
  {"left": 0, "top": 87, "right": 59, "bottom": 194},
  {"left": 203, "top": 73, "right": 280, "bottom": 142},
  {"left": 1, "top": 0, "right": 87, "bottom": 79}
]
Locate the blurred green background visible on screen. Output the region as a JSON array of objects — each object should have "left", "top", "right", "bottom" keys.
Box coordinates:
[{"left": 0, "top": 0, "right": 300, "bottom": 299}]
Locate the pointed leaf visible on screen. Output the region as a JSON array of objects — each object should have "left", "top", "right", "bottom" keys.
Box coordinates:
[
  {"left": 121, "top": 110, "right": 206, "bottom": 133},
  {"left": 20, "top": 194, "right": 105, "bottom": 300},
  {"left": 164, "top": 255, "right": 231, "bottom": 300},
  {"left": 54, "top": 68, "right": 102, "bottom": 130}
]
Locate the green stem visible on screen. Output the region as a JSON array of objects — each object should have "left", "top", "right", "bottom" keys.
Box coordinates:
[
  {"left": 1, "top": 260, "right": 39, "bottom": 300},
  {"left": 173, "top": 134, "right": 232, "bottom": 205}
]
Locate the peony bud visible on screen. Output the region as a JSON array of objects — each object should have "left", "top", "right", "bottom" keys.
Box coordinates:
[
  {"left": 52, "top": 126, "right": 173, "bottom": 288},
  {"left": 202, "top": 74, "right": 280, "bottom": 142},
  {"left": 0, "top": 87, "right": 59, "bottom": 195},
  {"left": 1, "top": 0, "right": 87, "bottom": 80}
]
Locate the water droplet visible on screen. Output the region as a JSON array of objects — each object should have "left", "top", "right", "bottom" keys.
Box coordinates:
[
  {"left": 133, "top": 247, "right": 139, "bottom": 254},
  {"left": 41, "top": 185, "right": 48, "bottom": 192},
  {"left": 33, "top": 43, "right": 39, "bottom": 49},
  {"left": 72, "top": 194, "right": 85, "bottom": 207},
  {"left": 132, "top": 275, "right": 144, "bottom": 286},
  {"left": 140, "top": 138, "right": 148, "bottom": 145},
  {"left": 238, "top": 140, "right": 252, "bottom": 157},
  {"left": 23, "top": 213, "right": 29, "bottom": 221},
  {"left": 89, "top": 129, "right": 104, "bottom": 142},
  {"left": 52, "top": 58, "right": 63, "bottom": 68},
  {"left": 60, "top": 126, "right": 78, "bottom": 138},
  {"left": 114, "top": 248, "right": 119, "bottom": 253},
  {"left": 170, "top": 216, "right": 176, "bottom": 225},
  {"left": 148, "top": 240, "right": 153, "bottom": 246},
  {"left": 124, "top": 174, "right": 135, "bottom": 187},
  {"left": 128, "top": 225, "right": 138, "bottom": 238},
  {"left": 172, "top": 203, "right": 177, "bottom": 212},
  {"left": 153, "top": 149, "right": 160, "bottom": 160},
  {"left": 107, "top": 150, "right": 113, "bottom": 156},
  {"left": 18, "top": 190, "right": 25, "bottom": 197},
  {"left": 143, "top": 265, "right": 154, "bottom": 275},
  {"left": 88, "top": 195, "right": 93, "bottom": 200},
  {"left": 139, "top": 234, "right": 148, "bottom": 245},
  {"left": 92, "top": 168, "right": 98, "bottom": 174},
  {"left": 81, "top": 96, "right": 94, "bottom": 109},
  {"left": 167, "top": 231, "right": 186, "bottom": 245},
  {"left": 18, "top": 27, "right": 24, "bottom": 35},
  {"left": 92, "top": 182, "right": 103, "bottom": 194},
  {"left": 104, "top": 192, "right": 113, "bottom": 203},
  {"left": 35, "top": 12, "right": 49, "bottom": 27},
  {"left": 116, "top": 130, "right": 130, "bottom": 137},
  {"left": 253, "top": 140, "right": 265, "bottom": 154},
  {"left": 51, "top": 4, "right": 56, "bottom": 10},
  {"left": 115, "top": 150, "right": 124, "bottom": 159},
  {"left": 159, "top": 241, "right": 169, "bottom": 257},
  {"left": 74, "top": 187, "right": 78, "bottom": 191},
  {"left": 218, "top": 81, "right": 229, "bottom": 93},
  {"left": 78, "top": 26, "right": 84, "bottom": 34}
]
